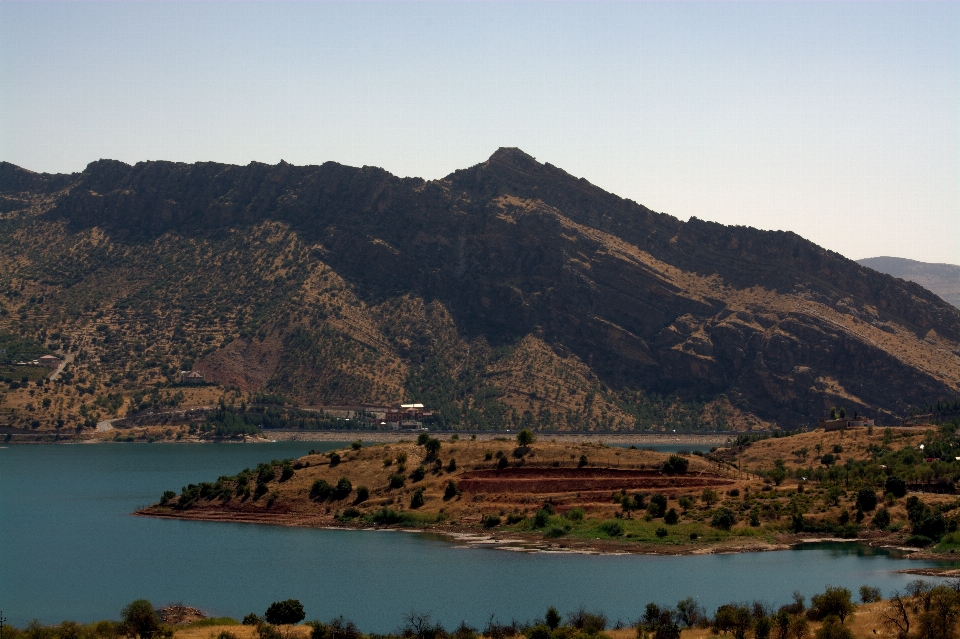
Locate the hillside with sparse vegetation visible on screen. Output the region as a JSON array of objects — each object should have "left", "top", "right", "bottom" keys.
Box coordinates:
[{"left": 1, "top": 149, "right": 959, "bottom": 434}]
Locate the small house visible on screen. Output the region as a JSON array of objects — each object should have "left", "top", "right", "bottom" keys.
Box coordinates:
[
  {"left": 38, "top": 355, "right": 60, "bottom": 368},
  {"left": 179, "top": 370, "right": 205, "bottom": 385}
]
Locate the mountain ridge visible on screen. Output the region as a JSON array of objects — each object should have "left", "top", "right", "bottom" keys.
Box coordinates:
[
  {"left": 0, "top": 149, "right": 958, "bottom": 431},
  {"left": 858, "top": 256, "right": 960, "bottom": 310}
]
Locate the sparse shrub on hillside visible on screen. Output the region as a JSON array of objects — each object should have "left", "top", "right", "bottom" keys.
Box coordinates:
[
  {"left": 354, "top": 486, "right": 369, "bottom": 504},
  {"left": 711, "top": 508, "right": 736, "bottom": 531},
  {"left": 410, "top": 488, "right": 425, "bottom": 509},
  {"left": 310, "top": 479, "right": 332, "bottom": 501},
  {"left": 332, "top": 477, "right": 352, "bottom": 500},
  {"left": 388, "top": 473, "right": 406, "bottom": 489},
  {"left": 444, "top": 481, "right": 460, "bottom": 500},
  {"left": 663, "top": 455, "right": 689, "bottom": 475}
]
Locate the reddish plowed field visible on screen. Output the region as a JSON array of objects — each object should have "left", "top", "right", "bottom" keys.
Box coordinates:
[{"left": 457, "top": 467, "right": 733, "bottom": 494}]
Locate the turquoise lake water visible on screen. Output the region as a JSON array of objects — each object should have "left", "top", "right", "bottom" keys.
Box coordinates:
[{"left": 0, "top": 442, "right": 955, "bottom": 629}]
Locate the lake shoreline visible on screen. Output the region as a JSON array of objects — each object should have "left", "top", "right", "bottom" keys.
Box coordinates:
[
  {"left": 3, "top": 428, "right": 733, "bottom": 447},
  {"left": 135, "top": 505, "right": 925, "bottom": 558}
]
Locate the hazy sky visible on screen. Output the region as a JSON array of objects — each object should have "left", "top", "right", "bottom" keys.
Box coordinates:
[{"left": 1, "top": 1, "right": 958, "bottom": 265}]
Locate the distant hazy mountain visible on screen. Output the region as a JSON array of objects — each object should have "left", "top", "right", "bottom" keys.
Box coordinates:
[{"left": 858, "top": 257, "right": 960, "bottom": 310}]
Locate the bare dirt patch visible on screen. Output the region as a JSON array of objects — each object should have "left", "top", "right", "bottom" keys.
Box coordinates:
[{"left": 457, "top": 467, "right": 734, "bottom": 494}]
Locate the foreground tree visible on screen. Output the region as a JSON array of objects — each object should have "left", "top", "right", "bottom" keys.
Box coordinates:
[
  {"left": 120, "top": 599, "right": 169, "bottom": 639},
  {"left": 809, "top": 586, "right": 856, "bottom": 624},
  {"left": 265, "top": 599, "right": 306, "bottom": 625}
]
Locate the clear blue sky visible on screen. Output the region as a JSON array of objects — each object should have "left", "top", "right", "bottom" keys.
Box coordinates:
[{"left": 1, "top": 1, "right": 958, "bottom": 265}]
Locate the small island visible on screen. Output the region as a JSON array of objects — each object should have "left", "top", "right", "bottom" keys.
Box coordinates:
[{"left": 138, "top": 423, "right": 960, "bottom": 556}]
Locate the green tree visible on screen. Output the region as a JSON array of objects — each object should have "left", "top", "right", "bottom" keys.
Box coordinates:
[
  {"left": 516, "top": 429, "right": 535, "bottom": 446},
  {"left": 545, "top": 607, "right": 561, "bottom": 630},
  {"left": 663, "top": 455, "right": 689, "bottom": 475},
  {"left": 917, "top": 585, "right": 960, "bottom": 639},
  {"left": 119, "top": 599, "right": 167, "bottom": 639},
  {"left": 664, "top": 508, "right": 680, "bottom": 525},
  {"left": 809, "top": 586, "right": 856, "bottom": 624},
  {"left": 411, "top": 488, "right": 425, "bottom": 508},
  {"left": 444, "top": 480, "right": 459, "bottom": 500},
  {"left": 264, "top": 599, "right": 306, "bottom": 625},
  {"left": 856, "top": 488, "right": 878, "bottom": 512},
  {"left": 714, "top": 604, "right": 752, "bottom": 639},
  {"left": 711, "top": 508, "right": 736, "bottom": 531},
  {"left": 859, "top": 586, "right": 882, "bottom": 604},
  {"left": 701, "top": 489, "right": 719, "bottom": 507},
  {"left": 424, "top": 438, "right": 441, "bottom": 459},
  {"left": 885, "top": 477, "right": 907, "bottom": 498},
  {"left": 815, "top": 618, "right": 853, "bottom": 639}
]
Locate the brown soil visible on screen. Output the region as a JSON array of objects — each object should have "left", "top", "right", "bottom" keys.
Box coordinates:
[{"left": 457, "top": 467, "right": 734, "bottom": 494}]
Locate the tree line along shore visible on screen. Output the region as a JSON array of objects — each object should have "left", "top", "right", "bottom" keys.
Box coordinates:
[{"left": 7, "top": 580, "right": 960, "bottom": 639}]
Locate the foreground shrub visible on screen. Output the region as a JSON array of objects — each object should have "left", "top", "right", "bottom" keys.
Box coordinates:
[{"left": 599, "top": 520, "right": 624, "bottom": 537}]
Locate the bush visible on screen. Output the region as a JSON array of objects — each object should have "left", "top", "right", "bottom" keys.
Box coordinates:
[
  {"left": 808, "top": 586, "right": 855, "bottom": 623},
  {"left": 859, "top": 585, "right": 882, "bottom": 603},
  {"left": 856, "top": 488, "right": 877, "bottom": 512},
  {"left": 280, "top": 464, "right": 294, "bottom": 482},
  {"left": 354, "top": 486, "right": 369, "bottom": 504},
  {"left": 663, "top": 455, "right": 689, "bottom": 475},
  {"left": 332, "top": 477, "right": 352, "bottom": 500},
  {"left": 517, "top": 429, "right": 535, "bottom": 446},
  {"left": 328, "top": 452, "right": 341, "bottom": 467},
  {"left": 424, "top": 438, "right": 441, "bottom": 459},
  {"left": 544, "top": 526, "right": 566, "bottom": 538},
  {"left": 243, "top": 614, "right": 262, "bottom": 625},
  {"left": 815, "top": 618, "right": 853, "bottom": 639},
  {"left": 497, "top": 456, "right": 508, "bottom": 470},
  {"left": 310, "top": 480, "right": 332, "bottom": 501},
  {"left": 410, "top": 488, "right": 425, "bottom": 509},
  {"left": 599, "top": 520, "right": 624, "bottom": 537},
  {"left": 119, "top": 599, "right": 163, "bottom": 639},
  {"left": 370, "top": 508, "right": 405, "bottom": 525},
  {"left": 885, "top": 476, "right": 907, "bottom": 498},
  {"left": 648, "top": 493, "right": 668, "bottom": 518},
  {"left": 388, "top": 473, "right": 406, "bottom": 489},
  {"left": 411, "top": 465, "right": 426, "bottom": 482},
  {"left": 655, "top": 527, "right": 668, "bottom": 538},
  {"left": 664, "top": 508, "right": 679, "bottom": 525},
  {"left": 565, "top": 507, "right": 585, "bottom": 521},
  {"left": 351, "top": 440, "right": 362, "bottom": 450},
  {"left": 872, "top": 508, "right": 890, "bottom": 530},
  {"left": 447, "top": 458, "right": 457, "bottom": 472},
  {"left": 533, "top": 508, "right": 551, "bottom": 528},
  {"left": 711, "top": 508, "right": 736, "bottom": 531},
  {"left": 444, "top": 480, "right": 459, "bottom": 500},
  {"left": 482, "top": 514, "right": 501, "bottom": 528},
  {"left": 907, "top": 534, "right": 934, "bottom": 547}
]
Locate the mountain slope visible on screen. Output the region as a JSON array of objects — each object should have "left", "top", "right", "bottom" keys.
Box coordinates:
[
  {"left": 0, "top": 149, "right": 958, "bottom": 431},
  {"left": 858, "top": 256, "right": 960, "bottom": 310}
]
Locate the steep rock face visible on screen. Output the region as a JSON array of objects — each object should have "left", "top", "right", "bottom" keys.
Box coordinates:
[{"left": 1, "top": 149, "right": 959, "bottom": 428}]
